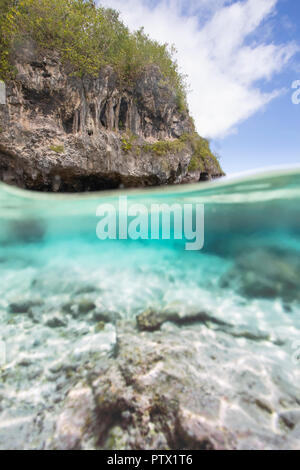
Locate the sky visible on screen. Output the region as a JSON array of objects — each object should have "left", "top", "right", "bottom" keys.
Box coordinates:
[{"left": 101, "top": 0, "right": 300, "bottom": 174}]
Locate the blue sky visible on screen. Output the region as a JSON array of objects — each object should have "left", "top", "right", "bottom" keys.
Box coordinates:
[
  {"left": 215, "top": 0, "right": 300, "bottom": 174},
  {"left": 102, "top": 0, "right": 300, "bottom": 174}
]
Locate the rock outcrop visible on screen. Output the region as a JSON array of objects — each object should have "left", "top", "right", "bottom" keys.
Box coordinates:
[{"left": 0, "top": 44, "right": 223, "bottom": 192}]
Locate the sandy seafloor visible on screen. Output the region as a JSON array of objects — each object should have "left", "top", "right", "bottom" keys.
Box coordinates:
[{"left": 0, "top": 169, "right": 300, "bottom": 449}]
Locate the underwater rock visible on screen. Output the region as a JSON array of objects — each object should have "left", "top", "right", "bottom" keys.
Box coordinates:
[
  {"left": 137, "top": 306, "right": 278, "bottom": 345},
  {"left": 17, "top": 357, "right": 34, "bottom": 367},
  {"left": 227, "top": 324, "right": 271, "bottom": 342},
  {"left": 52, "top": 384, "right": 96, "bottom": 450},
  {"left": 73, "top": 285, "right": 101, "bottom": 296},
  {"left": 47, "top": 323, "right": 300, "bottom": 450},
  {"left": 50, "top": 326, "right": 234, "bottom": 450},
  {"left": 136, "top": 305, "right": 230, "bottom": 332},
  {"left": 61, "top": 301, "right": 75, "bottom": 314},
  {"left": 44, "top": 313, "right": 68, "bottom": 328},
  {"left": 91, "top": 309, "right": 121, "bottom": 324},
  {"left": 176, "top": 408, "right": 236, "bottom": 450},
  {"left": 278, "top": 410, "right": 300, "bottom": 431},
  {"left": 9, "top": 298, "right": 43, "bottom": 314},
  {"left": 220, "top": 248, "right": 300, "bottom": 303},
  {"left": 77, "top": 299, "right": 96, "bottom": 315},
  {"left": 136, "top": 309, "right": 165, "bottom": 331},
  {"left": 62, "top": 298, "right": 96, "bottom": 318},
  {"left": 9, "top": 219, "right": 45, "bottom": 243}
]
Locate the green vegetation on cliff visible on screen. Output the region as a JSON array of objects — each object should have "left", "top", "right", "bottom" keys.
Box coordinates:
[
  {"left": 49, "top": 144, "right": 65, "bottom": 154},
  {"left": 0, "top": 0, "right": 186, "bottom": 107},
  {"left": 186, "top": 133, "right": 223, "bottom": 174},
  {"left": 121, "top": 131, "right": 224, "bottom": 175}
]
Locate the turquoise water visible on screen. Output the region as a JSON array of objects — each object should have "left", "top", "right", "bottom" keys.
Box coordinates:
[
  {"left": 1, "top": 167, "right": 300, "bottom": 326},
  {"left": 0, "top": 167, "right": 300, "bottom": 449}
]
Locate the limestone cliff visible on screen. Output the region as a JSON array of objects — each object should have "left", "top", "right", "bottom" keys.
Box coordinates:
[{"left": 0, "top": 45, "right": 224, "bottom": 192}]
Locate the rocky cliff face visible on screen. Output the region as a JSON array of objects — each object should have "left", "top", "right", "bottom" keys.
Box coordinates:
[{"left": 0, "top": 45, "right": 223, "bottom": 192}]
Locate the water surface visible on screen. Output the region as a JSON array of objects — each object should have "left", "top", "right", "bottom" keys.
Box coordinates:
[{"left": 0, "top": 168, "right": 300, "bottom": 449}]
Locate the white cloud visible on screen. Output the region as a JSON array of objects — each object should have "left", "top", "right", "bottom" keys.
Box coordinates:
[{"left": 100, "top": 0, "right": 298, "bottom": 138}]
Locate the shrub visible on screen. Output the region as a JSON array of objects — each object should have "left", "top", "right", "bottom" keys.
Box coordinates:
[
  {"left": 121, "top": 133, "right": 138, "bottom": 153},
  {"left": 142, "top": 139, "right": 186, "bottom": 156},
  {"left": 183, "top": 133, "right": 223, "bottom": 174},
  {"left": 188, "top": 154, "right": 205, "bottom": 172}
]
